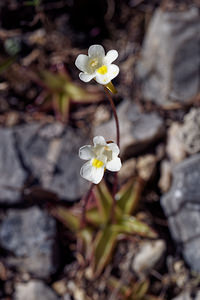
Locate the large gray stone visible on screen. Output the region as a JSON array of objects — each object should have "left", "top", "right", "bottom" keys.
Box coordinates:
[
  {"left": 161, "top": 154, "right": 200, "bottom": 272},
  {"left": 14, "top": 122, "right": 89, "bottom": 201},
  {"left": 172, "top": 290, "right": 200, "bottom": 300},
  {"left": 0, "top": 128, "right": 27, "bottom": 204},
  {"left": 94, "top": 100, "right": 164, "bottom": 157},
  {"left": 14, "top": 280, "right": 59, "bottom": 300},
  {"left": 137, "top": 8, "right": 200, "bottom": 108},
  {"left": 0, "top": 207, "right": 58, "bottom": 279}
]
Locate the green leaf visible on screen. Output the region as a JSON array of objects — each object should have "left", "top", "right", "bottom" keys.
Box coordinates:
[
  {"left": 39, "top": 70, "right": 66, "bottom": 92},
  {"left": 116, "top": 177, "right": 143, "bottom": 215},
  {"left": 0, "top": 57, "right": 16, "bottom": 74},
  {"left": 78, "top": 227, "right": 94, "bottom": 260},
  {"left": 93, "top": 180, "right": 113, "bottom": 223},
  {"left": 143, "top": 296, "right": 164, "bottom": 300},
  {"left": 53, "top": 93, "right": 70, "bottom": 122},
  {"left": 108, "top": 277, "right": 132, "bottom": 297},
  {"left": 24, "top": 0, "right": 41, "bottom": 6},
  {"left": 64, "top": 82, "right": 102, "bottom": 103},
  {"left": 86, "top": 207, "right": 104, "bottom": 227},
  {"left": 131, "top": 280, "right": 149, "bottom": 299},
  {"left": 50, "top": 206, "right": 80, "bottom": 232},
  {"left": 112, "top": 216, "right": 157, "bottom": 238},
  {"left": 92, "top": 226, "right": 117, "bottom": 277}
]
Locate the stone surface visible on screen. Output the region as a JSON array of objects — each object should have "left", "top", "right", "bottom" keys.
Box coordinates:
[
  {"left": 131, "top": 240, "right": 166, "bottom": 277},
  {"left": 14, "top": 280, "right": 59, "bottom": 300},
  {"left": 0, "top": 128, "right": 27, "bottom": 204},
  {"left": 0, "top": 122, "right": 89, "bottom": 204},
  {"left": 161, "top": 154, "right": 200, "bottom": 272},
  {"left": 166, "top": 123, "right": 186, "bottom": 163},
  {"left": 62, "top": 294, "right": 71, "bottom": 300},
  {"left": 137, "top": 154, "right": 157, "bottom": 181},
  {"left": 94, "top": 100, "right": 164, "bottom": 157},
  {"left": 14, "top": 122, "right": 89, "bottom": 201},
  {"left": 0, "top": 207, "right": 58, "bottom": 279},
  {"left": 179, "top": 108, "right": 200, "bottom": 155},
  {"left": 172, "top": 291, "right": 191, "bottom": 300},
  {"left": 158, "top": 160, "right": 172, "bottom": 193},
  {"left": 172, "top": 290, "right": 200, "bottom": 300},
  {"left": 118, "top": 158, "right": 137, "bottom": 184},
  {"left": 137, "top": 8, "right": 200, "bottom": 108}
]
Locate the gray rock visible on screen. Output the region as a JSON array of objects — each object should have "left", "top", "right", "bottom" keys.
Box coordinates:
[
  {"left": 166, "top": 123, "right": 186, "bottom": 163},
  {"left": 94, "top": 100, "right": 164, "bottom": 157},
  {"left": 137, "top": 8, "right": 200, "bottom": 108},
  {"left": 131, "top": 240, "right": 166, "bottom": 277},
  {"left": 172, "top": 290, "right": 200, "bottom": 300},
  {"left": 179, "top": 108, "right": 200, "bottom": 155},
  {"left": 14, "top": 280, "right": 59, "bottom": 300},
  {"left": 172, "top": 291, "right": 191, "bottom": 300},
  {"left": 161, "top": 154, "right": 200, "bottom": 272},
  {"left": 14, "top": 122, "right": 89, "bottom": 201},
  {"left": 0, "top": 128, "right": 27, "bottom": 204},
  {"left": 0, "top": 207, "right": 58, "bottom": 279},
  {"left": 62, "top": 295, "right": 71, "bottom": 300}
]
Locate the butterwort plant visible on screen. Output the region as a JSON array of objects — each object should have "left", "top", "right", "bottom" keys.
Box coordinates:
[
  {"left": 76, "top": 44, "right": 121, "bottom": 221},
  {"left": 49, "top": 45, "right": 156, "bottom": 279}
]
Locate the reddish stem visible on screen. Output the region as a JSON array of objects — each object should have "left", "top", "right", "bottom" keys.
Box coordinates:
[
  {"left": 81, "top": 183, "right": 94, "bottom": 227},
  {"left": 103, "top": 87, "right": 120, "bottom": 223},
  {"left": 103, "top": 87, "right": 120, "bottom": 147}
]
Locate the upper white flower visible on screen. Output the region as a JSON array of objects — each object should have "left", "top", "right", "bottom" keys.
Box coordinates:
[
  {"left": 79, "top": 136, "right": 121, "bottom": 184},
  {"left": 75, "top": 45, "right": 119, "bottom": 85}
]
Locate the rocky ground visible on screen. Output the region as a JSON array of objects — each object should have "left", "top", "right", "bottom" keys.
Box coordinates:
[{"left": 0, "top": 0, "right": 200, "bottom": 299}]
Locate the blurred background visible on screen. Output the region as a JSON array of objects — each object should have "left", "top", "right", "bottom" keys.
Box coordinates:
[{"left": 0, "top": 0, "right": 200, "bottom": 299}]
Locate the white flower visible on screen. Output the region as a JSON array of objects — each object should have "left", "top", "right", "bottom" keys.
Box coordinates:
[
  {"left": 75, "top": 45, "right": 119, "bottom": 85},
  {"left": 79, "top": 136, "right": 122, "bottom": 184}
]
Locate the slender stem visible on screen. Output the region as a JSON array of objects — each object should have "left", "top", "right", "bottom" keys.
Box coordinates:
[
  {"left": 103, "top": 87, "right": 120, "bottom": 147},
  {"left": 81, "top": 183, "right": 94, "bottom": 227},
  {"left": 104, "top": 86, "right": 120, "bottom": 223}
]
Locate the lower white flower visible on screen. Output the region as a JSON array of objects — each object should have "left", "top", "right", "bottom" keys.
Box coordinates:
[{"left": 79, "top": 136, "right": 122, "bottom": 184}]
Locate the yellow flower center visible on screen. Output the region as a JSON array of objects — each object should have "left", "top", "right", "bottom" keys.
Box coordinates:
[
  {"left": 92, "top": 158, "right": 104, "bottom": 168},
  {"left": 90, "top": 59, "right": 98, "bottom": 67},
  {"left": 97, "top": 65, "right": 108, "bottom": 75}
]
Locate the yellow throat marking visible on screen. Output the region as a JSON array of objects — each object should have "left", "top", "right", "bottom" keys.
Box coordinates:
[
  {"left": 92, "top": 158, "right": 104, "bottom": 168},
  {"left": 97, "top": 65, "right": 108, "bottom": 75}
]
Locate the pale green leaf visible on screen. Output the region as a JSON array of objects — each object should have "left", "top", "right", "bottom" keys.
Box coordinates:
[
  {"left": 50, "top": 206, "right": 80, "bottom": 232},
  {"left": 112, "top": 216, "right": 157, "bottom": 238},
  {"left": 131, "top": 280, "right": 149, "bottom": 299},
  {"left": 86, "top": 207, "right": 104, "bottom": 227},
  {"left": 92, "top": 226, "right": 117, "bottom": 277},
  {"left": 116, "top": 177, "right": 143, "bottom": 215},
  {"left": 93, "top": 180, "right": 113, "bottom": 223}
]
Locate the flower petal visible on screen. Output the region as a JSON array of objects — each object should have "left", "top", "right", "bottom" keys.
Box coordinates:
[
  {"left": 79, "top": 72, "right": 95, "bottom": 82},
  {"left": 79, "top": 145, "right": 93, "bottom": 160},
  {"left": 80, "top": 161, "right": 93, "bottom": 182},
  {"left": 80, "top": 161, "right": 104, "bottom": 184},
  {"left": 106, "top": 157, "right": 122, "bottom": 172},
  {"left": 88, "top": 45, "right": 105, "bottom": 58},
  {"left": 95, "top": 64, "right": 119, "bottom": 85},
  {"left": 75, "top": 54, "right": 89, "bottom": 72},
  {"left": 107, "top": 143, "right": 120, "bottom": 157},
  {"left": 90, "top": 166, "right": 105, "bottom": 184},
  {"left": 107, "top": 64, "right": 119, "bottom": 81},
  {"left": 93, "top": 136, "right": 106, "bottom": 146},
  {"left": 104, "top": 50, "right": 118, "bottom": 64}
]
